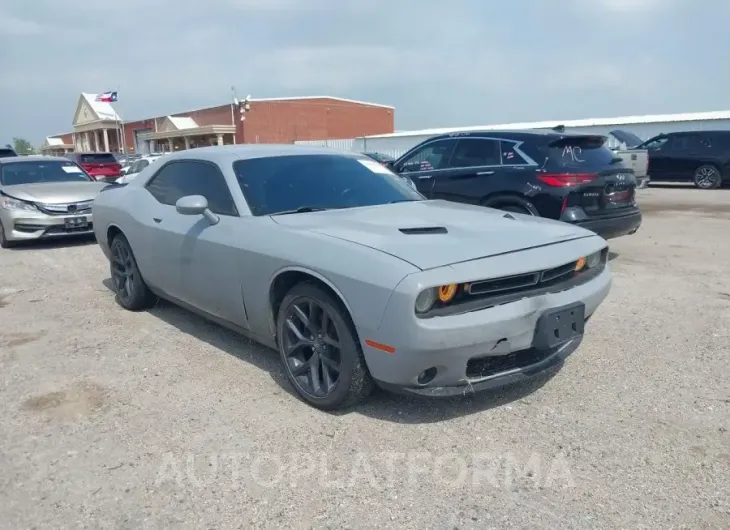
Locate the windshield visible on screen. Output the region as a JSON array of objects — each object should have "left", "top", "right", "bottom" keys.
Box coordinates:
[
  {"left": 541, "top": 136, "right": 617, "bottom": 170},
  {"left": 0, "top": 161, "right": 93, "bottom": 186},
  {"left": 232, "top": 154, "right": 424, "bottom": 216},
  {"left": 610, "top": 129, "right": 644, "bottom": 148}
]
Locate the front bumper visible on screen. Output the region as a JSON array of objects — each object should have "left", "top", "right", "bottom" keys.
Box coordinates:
[
  {"left": 0, "top": 210, "right": 93, "bottom": 242},
  {"left": 360, "top": 252, "right": 611, "bottom": 396}
]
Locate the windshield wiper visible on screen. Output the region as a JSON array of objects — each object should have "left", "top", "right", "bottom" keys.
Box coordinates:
[{"left": 273, "top": 206, "right": 332, "bottom": 215}]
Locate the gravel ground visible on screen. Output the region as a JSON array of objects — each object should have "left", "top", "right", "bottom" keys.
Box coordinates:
[{"left": 1, "top": 186, "right": 729, "bottom": 529}]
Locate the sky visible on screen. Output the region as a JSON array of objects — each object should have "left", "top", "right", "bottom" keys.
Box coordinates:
[{"left": 1, "top": 0, "right": 729, "bottom": 146}]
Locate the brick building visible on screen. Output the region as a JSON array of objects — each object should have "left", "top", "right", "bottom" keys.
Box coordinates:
[{"left": 48, "top": 93, "right": 395, "bottom": 155}]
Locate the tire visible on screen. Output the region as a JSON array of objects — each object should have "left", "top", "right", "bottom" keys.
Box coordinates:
[
  {"left": 0, "top": 220, "right": 16, "bottom": 249},
  {"left": 276, "top": 282, "right": 374, "bottom": 410},
  {"left": 109, "top": 233, "right": 157, "bottom": 310},
  {"left": 693, "top": 165, "right": 722, "bottom": 189}
]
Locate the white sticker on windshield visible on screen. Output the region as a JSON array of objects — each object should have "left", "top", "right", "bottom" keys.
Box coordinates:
[
  {"left": 62, "top": 165, "right": 83, "bottom": 173},
  {"left": 358, "top": 158, "right": 395, "bottom": 175}
]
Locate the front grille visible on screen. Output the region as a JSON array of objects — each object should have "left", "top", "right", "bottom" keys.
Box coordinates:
[
  {"left": 36, "top": 200, "right": 93, "bottom": 216},
  {"left": 423, "top": 247, "right": 609, "bottom": 318},
  {"left": 44, "top": 223, "right": 93, "bottom": 235},
  {"left": 466, "top": 348, "right": 554, "bottom": 379}
]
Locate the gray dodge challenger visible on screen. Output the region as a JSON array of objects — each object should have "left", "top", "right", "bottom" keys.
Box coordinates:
[{"left": 92, "top": 145, "right": 612, "bottom": 410}]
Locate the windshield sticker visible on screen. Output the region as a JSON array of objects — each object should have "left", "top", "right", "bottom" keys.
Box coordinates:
[
  {"left": 62, "top": 165, "right": 83, "bottom": 173},
  {"left": 503, "top": 151, "right": 515, "bottom": 160},
  {"left": 562, "top": 146, "right": 585, "bottom": 163},
  {"left": 358, "top": 158, "right": 395, "bottom": 175}
]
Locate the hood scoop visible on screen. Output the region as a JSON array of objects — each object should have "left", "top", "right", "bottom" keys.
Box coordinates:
[{"left": 398, "top": 226, "right": 448, "bottom": 235}]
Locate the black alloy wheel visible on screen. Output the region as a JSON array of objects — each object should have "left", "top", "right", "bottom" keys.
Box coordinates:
[
  {"left": 110, "top": 234, "right": 156, "bottom": 310},
  {"left": 277, "top": 283, "right": 374, "bottom": 410},
  {"left": 693, "top": 165, "right": 721, "bottom": 189}
]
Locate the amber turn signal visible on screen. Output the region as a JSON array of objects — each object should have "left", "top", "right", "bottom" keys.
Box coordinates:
[
  {"left": 575, "top": 256, "right": 586, "bottom": 271},
  {"left": 438, "top": 284, "right": 458, "bottom": 302}
]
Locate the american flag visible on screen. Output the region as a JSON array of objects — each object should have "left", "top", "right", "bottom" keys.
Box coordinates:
[{"left": 95, "top": 91, "right": 118, "bottom": 103}]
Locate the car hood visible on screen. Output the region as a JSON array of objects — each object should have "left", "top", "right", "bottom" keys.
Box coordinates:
[
  {"left": 0, "top": 181, "right": 108, "bottom": 204},
  {"left": 272, "top": 200, "right": 598, "bottom": 270}
]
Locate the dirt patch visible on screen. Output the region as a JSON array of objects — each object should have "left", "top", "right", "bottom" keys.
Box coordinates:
[
  {"left": 0, "top": 294, "right": 7, "bottom": 308},
  {"left": 1, "top": 331, "right": 45, "bottom": 348},
  {"left": 21, "top": 380, "right": 107, "bottom": 419}
]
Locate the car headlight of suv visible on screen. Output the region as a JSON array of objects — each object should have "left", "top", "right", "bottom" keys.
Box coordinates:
[{"left": 0, "top": 196, "right": 37, "bottom": 212}]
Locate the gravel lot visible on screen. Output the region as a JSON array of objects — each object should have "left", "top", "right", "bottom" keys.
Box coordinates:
[{"left": 1, "top": 186, "right": 728, "bottom": 529}]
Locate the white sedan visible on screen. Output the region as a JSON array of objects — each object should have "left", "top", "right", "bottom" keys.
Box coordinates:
[{"left": 118, "top": 155, "right": 164, "bottom": 184}]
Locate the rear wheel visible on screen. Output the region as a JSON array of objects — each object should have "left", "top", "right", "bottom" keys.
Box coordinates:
[
  {"left": 497, "top": 204, "right": 532, "bottom": 215},
  {"left": 693, "top": 165, "right": 722, "bottom": 189},
  {"left": 276, "top": 282, "right": 374, "bottom": 410},
  {"left": 109, "top": 234, "right": 157, "bottom": 310}
]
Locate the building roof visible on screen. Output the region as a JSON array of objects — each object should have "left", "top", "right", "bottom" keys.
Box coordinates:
[
  {"left": 248, "top": 95, "right": 394, "bottom": 109},
  {"left": 362, "top": 110, "right": 730, "bottom": 139},
  {"left": 167, "top": 116, "right": 198, "bottom": 129},
  {"left": 44, "top": 136, "right": 66, "bottom": 146},
  {"left": 81, "top": 93, "right": 120, "bottom": 121}
]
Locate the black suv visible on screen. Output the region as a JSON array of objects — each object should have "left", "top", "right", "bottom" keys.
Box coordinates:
[
  {"left": 635, "top": 130, "right": 730, "bottom": 189},
  {"left": 388, "top": 130, "right": 642, "bottom": 240},
  {"left": 0, "top": 147, "right": 18, "bottom": 158}
]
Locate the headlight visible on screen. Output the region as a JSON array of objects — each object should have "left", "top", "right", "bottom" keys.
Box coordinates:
[
  {"left": 415, "top": 283, "right": 460, "bottom": 314},
  {"left": 0, "top": 196, "right": 37, "bottom": 212},
  {"left": 575, "top": 249, "right": 604, "bottom": 272},
  {"left": 415, "top": 288, "right": 437, "bottom": 314}
]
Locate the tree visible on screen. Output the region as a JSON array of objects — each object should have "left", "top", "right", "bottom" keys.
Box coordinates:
[{"left": 12, "top": 137, "right": 34, "bottom": 154}]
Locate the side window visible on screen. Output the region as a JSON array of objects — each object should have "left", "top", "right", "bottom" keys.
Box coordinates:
[
  {"left": 643, "top": 137, "right": 669, "bottom": 151},
  {"left": 146, "top": 161, "right": 238, "bottom": 216},
  {"left": 397, "top": 140, "right": 457, "bottom": 172},
  {"left": 500, "top": 140, "right": 530, "bottom": 165},
  {"left": 448, "top": 138, "right": 501, "bottom": 168},
  {"left": 669, "top": 135, "right": 700, "bottom": 151}
]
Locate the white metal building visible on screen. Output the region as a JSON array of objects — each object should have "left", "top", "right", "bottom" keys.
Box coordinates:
[{"left": 296, "top": 110, "right": 730, "bottom": 158}]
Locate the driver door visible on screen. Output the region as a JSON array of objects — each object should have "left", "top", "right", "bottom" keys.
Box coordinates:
[
  {"left": 143, "top": 160, "right": 249, "bottom": 329},
  {"left": 640, "top": 135, "right": 672, "bottom": 180}
]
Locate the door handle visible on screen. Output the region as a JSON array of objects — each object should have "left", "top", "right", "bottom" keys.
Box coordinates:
[
  {"left": 153, "top": 217, "right": 162, "bottom": 223},
  {"left": 477, "top": 170, "right": 495, "bottom": 175},
  {"left": 418, "top": 175, "right": 433, "bottom": 179}
]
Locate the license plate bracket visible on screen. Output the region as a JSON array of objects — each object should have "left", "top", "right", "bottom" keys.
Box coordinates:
[
  {"left": 532, "top": 302, "right": 585, "bottom": 350},
  {"left": 64, "top": 216, "right": 88, "bottom": 230}
]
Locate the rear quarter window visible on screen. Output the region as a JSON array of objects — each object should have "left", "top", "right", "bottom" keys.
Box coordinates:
[{"left": 79, "top": 153, "right": 118, "bottom": 164}]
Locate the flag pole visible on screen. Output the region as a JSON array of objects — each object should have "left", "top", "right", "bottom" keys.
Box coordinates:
[{"left": 231, "top": 85, "right": 236, "bottom": 126}]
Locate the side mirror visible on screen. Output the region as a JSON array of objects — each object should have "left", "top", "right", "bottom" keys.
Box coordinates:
[{"left": 175, "top": 195, "right": 219, "bottom": 225}]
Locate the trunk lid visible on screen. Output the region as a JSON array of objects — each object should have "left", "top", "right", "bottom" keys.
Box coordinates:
[
  {"left": 77, "top": 153, "right": 122, "bottom": 177},
  {"left": 539, "top": 135, "right": 637, "bottom": 217},
  {"left": 271, "top": 200, "right": 597, "bottom": 270}
]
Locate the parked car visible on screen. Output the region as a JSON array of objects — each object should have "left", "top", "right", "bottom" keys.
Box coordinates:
[
  {"left": 67, "top": 152, "right": 122, "bottom": 183},
  {"left": 92, "top": 145, "right": 611, "bottom": 410},
  {"left": 0, "top": 156, "right": 107, "bottom": 248},
  {"left": 387, "top": 130, "right": 642, "bottom": 241},
  {"left": 362, "top": 152, "right": 395, "bottom": 165},
  {"left": 116, "top": 153, "right": 143, "bottom": 167},
  {"left": 600, "top": 130, "right": 650, "bottom": 189},
  {"left": 634, "top": 130, "right": 730, "bottom": 189},
  {"left": 118, "top": 155, "right": 164, "bottom": 183},
  {"left": 0, "top": 147, "right": 18, "bottom": 158}
]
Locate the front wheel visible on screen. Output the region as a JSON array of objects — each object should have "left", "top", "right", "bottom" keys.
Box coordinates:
[
  {"left": 109, "top": 234, "right": 157, "bottom": 310},
  {"left": 276, "top": 282, "right": 374, "bottom": 410},
  {"left": 0, "top": 220, "right": 16, "bottom": 249},
  {"left": 693, "top": 165, "right": 722, "bottom": 189}
]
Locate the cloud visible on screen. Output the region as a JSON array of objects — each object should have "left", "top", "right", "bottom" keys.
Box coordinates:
[{"left": 0, "top": 0, "right": 726, "bottom": 145}]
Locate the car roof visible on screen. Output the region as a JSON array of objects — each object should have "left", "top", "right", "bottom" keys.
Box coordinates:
[
  {"left": 0, "top": 155, "right": 73, "bottom": 164},
  {"left": 158, "top": 144, "right": 365, "bottom": 164},
  {"left": 425, "top": 129, "right": 607, "bottom": 143}
]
